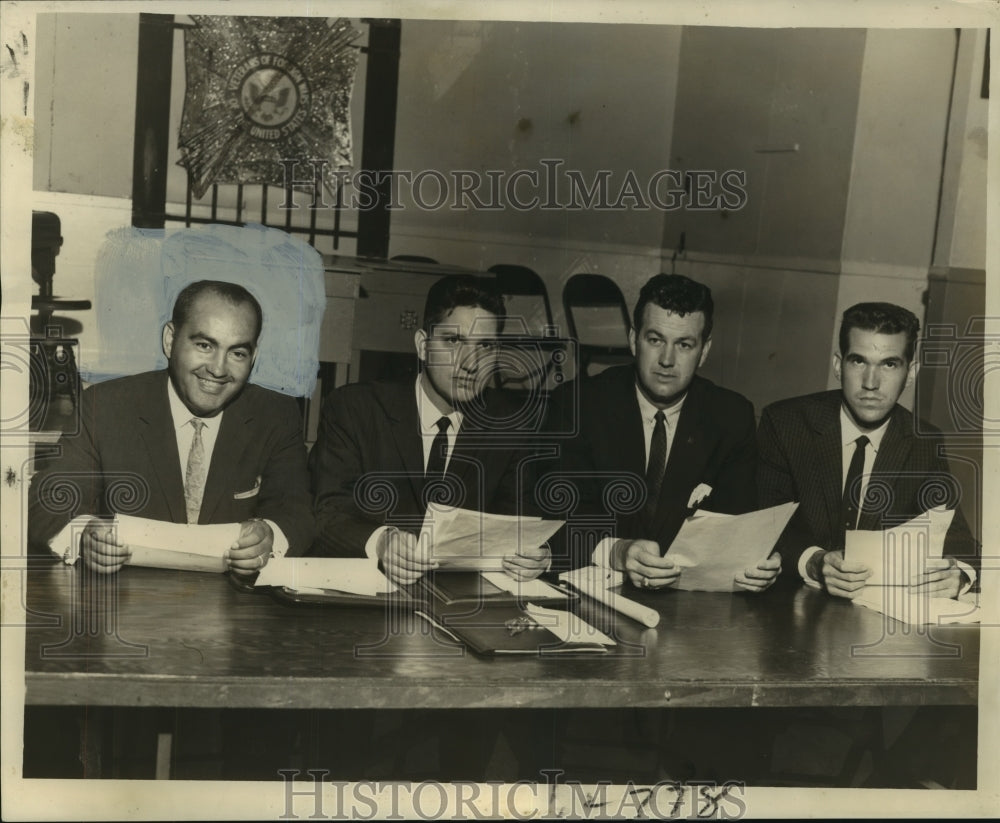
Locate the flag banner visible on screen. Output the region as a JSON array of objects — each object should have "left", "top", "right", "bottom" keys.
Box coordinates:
[{"left": 178, "top": 15, "right": 360, "bottom": 199}]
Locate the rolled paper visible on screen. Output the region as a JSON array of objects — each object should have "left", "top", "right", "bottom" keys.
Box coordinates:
[{"left": 561, "top": 568, "right": 661, "bottom": 628}]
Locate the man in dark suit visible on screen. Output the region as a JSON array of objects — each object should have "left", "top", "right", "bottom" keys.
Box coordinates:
[
  {"left": 310, "top": 273, "right": 549, "bottom": 584},
  {"left": 547, "top": 273, "right": 779, "bottom": 592},
  {"left": 29, "top": 280, "right": 315, "bottom": 577},
  {"left": 757, "top": 301, "right": 978, "bottom": 597}
]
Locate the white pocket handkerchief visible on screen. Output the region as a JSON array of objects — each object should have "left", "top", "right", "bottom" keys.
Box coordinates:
[
  {"left": 687, "top": 483, "right": 714, "bottom": 509},
  {"left": 233, "top": 476, "right": 262, "bottom": 500}
]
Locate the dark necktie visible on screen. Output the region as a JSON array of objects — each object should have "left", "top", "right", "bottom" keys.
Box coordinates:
[
  {"left": 425, "top": 416, "right": 452, "bottom": 481},
  {"left": 644, "top": 411, "right": 667, "bottom": 516},
  {"left": 842, "top": 434, "right": 870, "bottom": 532}
]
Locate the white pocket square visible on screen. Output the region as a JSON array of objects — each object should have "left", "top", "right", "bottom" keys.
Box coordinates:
[
  {"left": 687, "top": 483, "right": 714, "bottom": 509},
  {"left": 233, "top": 476, "right": 262, "bottom": 500}
]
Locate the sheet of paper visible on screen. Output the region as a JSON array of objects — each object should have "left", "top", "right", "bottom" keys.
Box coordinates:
[
  {"left": 844, "top": 507, "right": 954, "bottom": 586},
  {"left": 854, "top": 587, "right": 981, "bottom": 625},
  {"left": 665, "top": 502, "right": 799, "bottom": 591},
  {"left": 116, "top": 515, "right": 240, "bottom": 573},
  {"left": 480, "top": 571, "right": 570, "bottom": 600},
  {"left": 255, "top": 557, "right": 397, "bottom": 596},
  {"left": 419, "top": 505, "right": 564, "bottom": 569},
  {"left": 524, "top": 602, "right": 616, "bottom": 646}
]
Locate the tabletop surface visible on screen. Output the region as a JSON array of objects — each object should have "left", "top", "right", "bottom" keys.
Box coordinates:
[{"left": 22, "top": 562, "right": 980, "bottom": 709}]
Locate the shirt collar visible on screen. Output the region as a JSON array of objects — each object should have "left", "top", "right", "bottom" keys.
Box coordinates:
[
  {"left": 839, "top": 405, "right": 891, "bottom": 453},
  {"left": 166, "top": 377, "right": 222, "bottom": 432},
  {"left": 415, "top": 374, "right": 463, "bottom": 434},
  {"left": 634, "top": 383, "right": 686, "bottom": 427}
]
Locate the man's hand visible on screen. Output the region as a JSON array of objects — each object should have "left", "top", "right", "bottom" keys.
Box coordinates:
[
  {"left": 735, "top": 552, "right": 782, "bottom": 593},
  {"left": 503, "top": 543, "right": 551, "bottom": 581},
  {"left": 811, "top": 550, "right": 871, "bottom": 598},
  {"left": 379, "top": 528, "right": 437, "bottom": 586},
  {"left": 614, "top": 539, "right": 681, "bottom": 590},
  {"left": 81, "top": 520, "right": 131, "bottom": 574},
  {"left": 226, "top": 519, "right": 274, "bottom": 578},
  {"left": 910, "top": 556, "right": 962, "bottom": 599}
]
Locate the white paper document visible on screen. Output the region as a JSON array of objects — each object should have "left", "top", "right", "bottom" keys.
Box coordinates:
[
  {"left": 665, "top": 502, "right": 799, "bottom": 591},
  {"left": 116, "top": 515, "right": 240, "bottom": 573},
  {"left": 854, "top": 588, "right": 982, "bottom": 625},
  {"left": 844, "top": 507, "right": 954, "bottom": 586},
  {"left": 480, "top": 571, "right": 570, "bottom": 600},
  {"left": 255, "top": 557, "right": 397, "bottom": 596},
  {"left": 420, "top": 505, "right": 564, "bottom": 571},
  {"left": 524, "top": 602, "right": 616, "bottom": 646}
]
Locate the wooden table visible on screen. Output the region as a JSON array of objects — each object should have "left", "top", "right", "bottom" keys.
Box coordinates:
[{"left": 23, "top": 562, "right": 979, "bottom": 710}]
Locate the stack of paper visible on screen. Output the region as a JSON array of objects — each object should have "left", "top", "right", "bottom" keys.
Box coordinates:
[
  {"left": 854, "top": 590, "right": 982, "bottom": 625},
  {"left": 419, "top": 505, "right": 564, "bottom": 571},
  {"left": 255, "top": 557, "right": 397, "bottom": 596},
  {"left": 117, "top": 515, "right": 240, "bottom": 573},
  {"left": 480, "top": 571, "right": 571, "bottom": 600},
  {"left": 844, "top": 509, "right": 980, "bottom": 625},
  {"left": 665, "top": 502, "right": 799, "bottom": 591},
  {"left": 844, "top": 507, "right": 954, "bottom": 586}
]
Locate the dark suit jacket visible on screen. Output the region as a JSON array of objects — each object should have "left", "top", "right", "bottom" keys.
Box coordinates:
[
  {"left": 28, "top": 370, "right": 315, "bottom": 554},
  {"left": 543, "top": 367, "right": 758, "bottom": 569},
  {"left": 309, "top": 380, "right": 535, "bottom": 556},
  {"left": 757, "top": 390, "right": 979, "bottom": 574}
]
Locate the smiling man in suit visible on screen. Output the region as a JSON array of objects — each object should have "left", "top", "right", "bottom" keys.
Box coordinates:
[
  {"left": 548, "top": 273, "right": 779, "bottom": 592},
  {"left": 310, "top": 273, "right": 548, "bottom": 585},
  {"left": 29, "top": 280, "right": 315, "bottom": 577},
  {"left": 757, "top": 301, "right": 978, "bottom": 597}
]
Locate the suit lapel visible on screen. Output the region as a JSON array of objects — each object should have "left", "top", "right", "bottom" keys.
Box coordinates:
[
  {"left": 613, "top": 372, "right": 647, "bottom": 478},
  {"left": 859, "top": 408, "right": 912, "bottom": 529},
  {"left": 199, "top": 396, "right": 255, "bottom": 524},
  {"left": 379, "top": 382, "right": 427, "bottom": 509},
  {"left": 807, "top": 393, "right": 845, "bottom": 544},
  {"left": 136, "top": 374, "right": 186, "bottom": 523},
  {"left": 649, "top": 381, "right": 706, "bottom": 536}
]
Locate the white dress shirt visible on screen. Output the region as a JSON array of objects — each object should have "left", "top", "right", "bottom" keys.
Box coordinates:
[{"left": 415, "top": 374, "right": 463, "bottom": 473}]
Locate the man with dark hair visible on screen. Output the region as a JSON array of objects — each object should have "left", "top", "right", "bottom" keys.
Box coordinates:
[
  {"left": 757, "top": 301, "right": 978, "bottom": 596},
  {"left": 29, "top": 279, "right": 315, "bottom": 574},
  {"left": 310, "top": 273, "right": 548, "bottom": 584},
  {"left": 547, "top": 273, "right": 778, "bottom": 591}
]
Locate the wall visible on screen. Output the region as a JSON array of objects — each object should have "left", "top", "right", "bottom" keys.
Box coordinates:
[
  {"left": 29, "top": 16, "right": 988, "bottom": 416},
  {"left": 834, "top": 28, "right": 958, "bottom": 412}
]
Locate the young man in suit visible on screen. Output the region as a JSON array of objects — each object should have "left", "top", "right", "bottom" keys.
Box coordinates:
[
  {"left": 29, "top": 280, "right": 315, "bottom": 577},
  {"left": 310, "top": 273, "right": 549, "bottom": 584},
  {"left": 547, "top": 273, "right": 780, "bottom": 592},
  {"left": 310, "top": 273, "right": 553, "bottom": 780},
  {"left": 757, "top": 301, "right": 978, "bottom": 597}
]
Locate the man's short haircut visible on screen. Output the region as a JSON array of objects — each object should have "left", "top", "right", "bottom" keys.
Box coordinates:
[
  {"left": 632, "top": 273, "right": 714, "bottom": 341},
  {"left": 171, "top": 280, "right": 263, "bottom": 343},
  {"left": 423, "top": 274, "right": 506, "bottom": 334},
  {"left": 839, "top": 302, "right": 920, "bottom": 363}
]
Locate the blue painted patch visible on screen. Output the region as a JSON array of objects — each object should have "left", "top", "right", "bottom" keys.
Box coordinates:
[{"left": 83, "top": 223, "right": 325, "bottom": 398}]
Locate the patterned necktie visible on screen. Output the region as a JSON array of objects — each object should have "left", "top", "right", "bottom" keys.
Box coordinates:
[
  {"left": 425, "top": 416, "right": 452, "bottom": 481},
  {"left": 644, "top": 411, "right": 667, "bottom": 517},
  {"left": 842, "top": 434, "right": 870, "bottom": 532},
  {"left": 184, "top": 418, "right": 207, "bottom": 524}
]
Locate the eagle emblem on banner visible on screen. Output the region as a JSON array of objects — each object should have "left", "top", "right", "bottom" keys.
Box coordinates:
[{"left": 178, "top": 16, "right": 360, "bottom": 199}]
